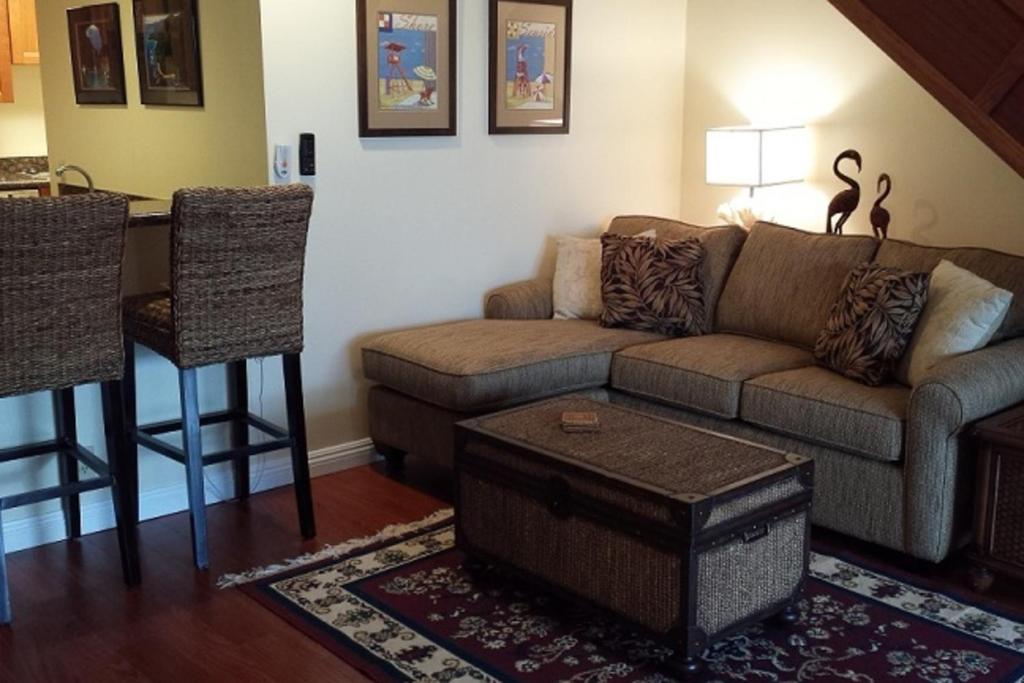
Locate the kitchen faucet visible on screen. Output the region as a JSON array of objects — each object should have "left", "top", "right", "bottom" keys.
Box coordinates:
[{"left": 55, "top": 164, "right": 95, "bottom": 193}]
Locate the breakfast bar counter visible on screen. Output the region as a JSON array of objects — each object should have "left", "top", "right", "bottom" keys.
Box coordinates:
[
  {"left": 0, "top": 156, "right": 51, "bottom": 195},
  {"left": 129, "top": 199, "right": 172, "bottom": 227}
]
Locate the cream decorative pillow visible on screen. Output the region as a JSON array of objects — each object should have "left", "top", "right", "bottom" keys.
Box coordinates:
[
  {"left": 552, "top": 231, "right": 654, "bottom": 319},
  {"left": 898, "top": 260, "right": 1013, "bottom": 385}
]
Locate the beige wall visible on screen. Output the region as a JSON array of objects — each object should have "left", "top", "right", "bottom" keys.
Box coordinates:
[
  {"left": 36, "top": 0, "right": 267, "bottom": 198},
  {"left": 681, "top": 0, "right": 1024, "bottom": 255},
  {"left": 0, "top": 65, "right": 47, "bottom": 156},
  {"left": 260, "top": 0, "right": 689, "bottom": 450}
]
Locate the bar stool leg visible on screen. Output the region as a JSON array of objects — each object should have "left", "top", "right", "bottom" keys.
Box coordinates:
[
  {"left": 0, "top": 510, "right": 10, "bottom": 625},
  {"left": 121, "top": 339, "right": 140, "bottom": 527},
  {"left": 53, "top": 388, "right": 81, "bottom": 540},
  {"left": 227, "top": 361, "right": 250, "bottom": 501},
  {"left": 179, "top": 368, "right": 209, "bottom": 570},
  {"left": 283, "top": 353, "right": 315, "bottom": 539},
  {"left": 100, "top": 380, "right": 141, "bottom": 586}
]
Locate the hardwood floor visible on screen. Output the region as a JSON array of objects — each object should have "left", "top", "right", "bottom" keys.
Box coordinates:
[
  {"left": 1, "top": 458, "right": 1021, "bottom": 682},
  {"left": 0, "top": 461, "right": 448, "bottom": 683}
]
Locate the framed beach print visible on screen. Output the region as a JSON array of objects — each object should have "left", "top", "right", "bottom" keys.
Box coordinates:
[
  {"left": 489, "top": 0, "right": 572, "bottom": 135},
  {"left": 356, "top": 0, "right": 457, "bottom": 137},
  {"left": 132, "top": 0, "right": 203, "bottom": 106},
  {"left": 67, "top": 3, "right": 127, "bottom": 105}
]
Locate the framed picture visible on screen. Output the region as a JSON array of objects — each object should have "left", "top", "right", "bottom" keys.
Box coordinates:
[
  {"left": 67, "top": 3, "right": 127, "bottom": 105},
  {"left": 489, "top": 0, "right": 572, "bottom": 135},
  {"left": 356, "top": 0, "right": 457, "bottom": 137},
  {"left": 132, "top": 0, "right": 203, "bottom": 106}
]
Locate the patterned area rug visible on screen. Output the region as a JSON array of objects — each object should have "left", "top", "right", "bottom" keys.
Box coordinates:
[{"left": 222, "top": 511, "right": 1024, "bottom": 682}]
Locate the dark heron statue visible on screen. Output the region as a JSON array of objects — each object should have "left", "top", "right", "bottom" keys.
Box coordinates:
[
  {"left": 826, "top": 149, "right": 862, "bottom": 235},
  {"left": 871, "top": 173, "right": 892, "bottom": 240}
]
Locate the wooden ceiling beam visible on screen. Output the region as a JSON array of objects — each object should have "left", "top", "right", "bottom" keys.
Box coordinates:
[
  {"left": 974, "top": 39, "right": 1024, "bottom": 113},
  {"left": 1002, "top": 0, "right": 1024, "bottom": 21},
  {"left": 829, "top": 0, "right": 1024, "bottom": 179}
]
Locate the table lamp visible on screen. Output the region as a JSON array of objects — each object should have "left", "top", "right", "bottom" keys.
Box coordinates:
[{"left": 706, "top": 125, "right": 807, "bottom": 229}]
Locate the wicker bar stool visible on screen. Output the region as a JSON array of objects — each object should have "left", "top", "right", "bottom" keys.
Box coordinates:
[
  {"left": 0, "top": 194, "right": 140, "bottom": 624},
  {"left": 121, "top": 186, "right": 315, "bottom": 570}
]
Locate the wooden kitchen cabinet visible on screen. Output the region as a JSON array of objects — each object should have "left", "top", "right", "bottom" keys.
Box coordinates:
[
  {"left": 0, "top": 0, "right": 13, "bottom": 103},
  {"left": 7, "top": 0, "right": 38, "bottom": 65},
  {"left": 0, "top": 0, "right": 39, "bottom": 103}
]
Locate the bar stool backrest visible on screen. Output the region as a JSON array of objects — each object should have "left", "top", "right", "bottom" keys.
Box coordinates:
[
  {"left": 0, "top": 194, "right": 129, "bottom": 398},
  {"left": 170, "top": 186, "right": 314, "bottom": 368}
]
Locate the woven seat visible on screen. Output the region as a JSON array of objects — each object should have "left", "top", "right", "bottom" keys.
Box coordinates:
[
  {"left": 0, "top": 193, "right": 140, "bottom": 624},
  {"left": 122, "top": 291, "right": 174, "bottom": 359},
  {"left": 122, "top": 185, "right": 316, "bottom": 570}
]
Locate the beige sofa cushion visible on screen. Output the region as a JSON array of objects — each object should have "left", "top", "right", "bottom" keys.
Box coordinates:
[
  {"left": 362, "top": 319, "right": 663, "bottom": 412},
  {"left": 715, "top": 222, "right": 879, "bottom": 348},
  {"left": 607, "top": 216, "right": 746, "bottom": 332},
  {"left": 742, "top": 366, "right": 909, "bottom": 462},
  {"left": 611, "top": 334, "right": 814, "bottom": 418},
  {"left": 875, "top": 239, "right": 1024, "bottom": 343}
]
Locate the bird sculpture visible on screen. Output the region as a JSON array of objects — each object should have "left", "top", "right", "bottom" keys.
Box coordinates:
[
  {"left": 826, "top": 149, "right": 862, "bottom": 235},
  {"left": 871, "top": 173, "right": 892, "bottom": 240}
]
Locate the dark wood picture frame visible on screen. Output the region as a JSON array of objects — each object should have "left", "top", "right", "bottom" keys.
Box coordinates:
[
  {"left": 489, "top": 0, "right": 572, "bottom": 135},
  {"left": 132, "top": 0, "right": 203, "bottom": 107},
  {"left": 67, "top": 3, "right": 128, "bottom": 105},
  {"left": 356, "top": 0, "right": 457, "bottom": 138}
]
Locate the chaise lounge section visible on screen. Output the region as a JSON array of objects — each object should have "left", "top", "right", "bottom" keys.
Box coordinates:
[{"left": 362, "top": 216, "right": 1024, "bottom": 563}]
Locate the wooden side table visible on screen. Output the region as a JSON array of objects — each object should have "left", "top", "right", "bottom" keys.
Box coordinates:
[{"left": 969, "top": 404, "right": 1024, "bottom": 593}]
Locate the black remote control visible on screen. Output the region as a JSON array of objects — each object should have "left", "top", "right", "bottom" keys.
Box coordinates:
[{"left": 299, "top": 133, "right": 316, "bottom": 176}]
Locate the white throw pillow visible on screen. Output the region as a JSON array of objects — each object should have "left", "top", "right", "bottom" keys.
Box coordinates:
[
  {"left": 898, "top": 259, "right": 1013, "bottom": 385},
  {"left": 552, "top": 231, "right": 655, "bottom": 320}
]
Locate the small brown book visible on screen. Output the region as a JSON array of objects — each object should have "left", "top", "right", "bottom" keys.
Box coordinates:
[{"left": 561, "top": 411, "right": 601, "bottom": 433}]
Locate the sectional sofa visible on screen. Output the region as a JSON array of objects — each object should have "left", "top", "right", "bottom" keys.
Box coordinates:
[{"left": 362, "top": 217, "right": 1024, "bottom": 562}]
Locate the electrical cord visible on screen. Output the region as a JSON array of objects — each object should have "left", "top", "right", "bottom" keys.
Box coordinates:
[{"left": 200, "top": 358, "right": 268, "bottom": 503}]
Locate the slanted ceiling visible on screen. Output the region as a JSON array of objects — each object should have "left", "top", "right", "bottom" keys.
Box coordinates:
[{"left": 829, "top": 0, "right": 1024, "bottom": 179}]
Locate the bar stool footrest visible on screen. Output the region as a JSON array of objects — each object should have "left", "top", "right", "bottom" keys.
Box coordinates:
[
  {"left": 0, "top": 441, "right": 112, "bottom": 511},
  {"left": 134, "top": 411, "right": 295, "bottom": 466}
]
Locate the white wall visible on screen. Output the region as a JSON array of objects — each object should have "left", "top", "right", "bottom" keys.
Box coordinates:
[
  {"left": 0, "top": 65, "right": 47, "bottom": 156},
  {"left": 681, "top": 0, "right": 1024, "bottom": 254},
  {"left": 259, "top": 0, "right": 689, "bottom": 449}
]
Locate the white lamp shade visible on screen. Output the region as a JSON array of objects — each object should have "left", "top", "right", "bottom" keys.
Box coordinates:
[
  {"left": 706, "top": 128, "right": 760, "bottom": 187},
  {"left": 760, "top": 127, "right": 808, "bottom": 185},
  {"left": 706, "top": 126, "right": 807, "bottom": 188}
]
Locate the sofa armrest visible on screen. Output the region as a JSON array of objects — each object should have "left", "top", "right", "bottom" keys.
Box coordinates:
[
  {"left": 484, "top": 278, "right": 553, "bottom": 320},
  {"left": 913, "top": 337, "right": 1024, "bottom": 429},
  {"left": 903, "top": 337, "right": 1024, "bottom": 561}
]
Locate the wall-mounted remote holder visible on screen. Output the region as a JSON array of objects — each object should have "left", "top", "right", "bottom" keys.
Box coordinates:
[{"left": 273, "top": 144, "right": 291, "bottom": 184}]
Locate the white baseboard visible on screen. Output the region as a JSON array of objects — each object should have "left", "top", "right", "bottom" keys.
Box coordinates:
[{"left": 1, "top": 438, "right": 378, "bottom": 554}]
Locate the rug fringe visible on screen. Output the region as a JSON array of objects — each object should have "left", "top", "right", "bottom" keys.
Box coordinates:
[{"left": 217, "top": 508, "right": 455, "bottom": 588}]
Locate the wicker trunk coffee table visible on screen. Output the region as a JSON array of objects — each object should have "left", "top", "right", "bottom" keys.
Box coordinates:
[{"left": 454, "top": 396, "right": 813, "bottom": 676}]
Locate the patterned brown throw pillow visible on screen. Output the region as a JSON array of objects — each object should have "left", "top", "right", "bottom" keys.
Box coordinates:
[
  {"left": 599, "top": 233, "right": 707, "bottom": 336},
  {"left": 814, "top": 262, "right": 930, "bottom": 386}
]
